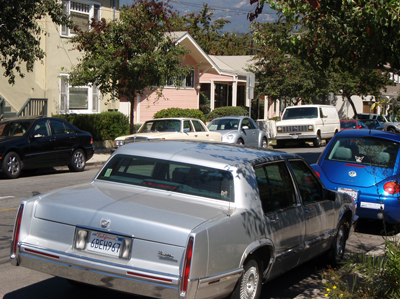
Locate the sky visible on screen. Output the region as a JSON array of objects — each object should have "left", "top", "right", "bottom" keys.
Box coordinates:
[{"left": 119, "top": 0, "right": 277, "bottom": 33}]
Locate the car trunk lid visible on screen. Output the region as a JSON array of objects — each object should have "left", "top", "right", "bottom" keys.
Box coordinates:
[{"left": 34, "top": 182, "right": 227, "bottom": 246}]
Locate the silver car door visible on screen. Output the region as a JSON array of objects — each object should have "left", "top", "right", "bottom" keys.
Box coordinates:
[{"left": 255, "top": 161, "right": 305, "bottom": 279}]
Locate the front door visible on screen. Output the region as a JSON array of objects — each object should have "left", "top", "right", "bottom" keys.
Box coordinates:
[
  {"left": 240, "top": 118, "right": 258, "bottom": 146},
  {"left": 288, "top": 159, "right": 335, "bottom": 263},
  {"left": 27, "top": 120, "right": 57, "bottom": 167}
]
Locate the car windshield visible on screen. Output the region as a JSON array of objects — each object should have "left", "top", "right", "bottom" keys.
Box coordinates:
[
  {"left": 208, "top": 119, "right": 239, "bottom": 131},
  {"left": 97, "top": 154, "right": 234, "bottom": 202},
  {"left": 138, "top": 120, "right": 181, "bottom": 133},
  {"left": 282, "top": 107, "right": 318, "bottom": 120},
  {"left": 325, "top": 137, "right": 400, "bottom": 169},
  {"left": 0, "top": 120, "right": 34, "bottom": 136}
]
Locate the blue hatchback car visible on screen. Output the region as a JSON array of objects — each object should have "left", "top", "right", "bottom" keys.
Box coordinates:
[{"left": 311, "top": 129, "right": 400, "bottom": 223}]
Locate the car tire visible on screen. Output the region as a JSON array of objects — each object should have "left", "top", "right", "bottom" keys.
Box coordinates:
[
  {"left": 237, "top": 138, "right": 244, "bottom": 145},
  {"left": 313, "top": 133, "right": 321, "bottom": 147},
  {"left": 68, "top": 149, "right": 86, "bottom": 172},
  {"left": 326, "top": 220, "right": 348, "bottom": 266},
  {"left": 388, "top": 127, "right": 396, "bottom": 133},
  {"left": 230, "top": 258, "right": 262, "bottom": 299},
  {"left": 2, "top": 152, "right": 22, "bottom": 179},
  {"left": 261, "top": 137, "right": 268, "bottom": 148}
]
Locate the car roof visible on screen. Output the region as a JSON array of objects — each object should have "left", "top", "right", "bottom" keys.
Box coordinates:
[
  {"left": 211, "top": 116, "right": 249, "bottom": 120},
  {"left": 335, "top": 128, "right": 400, "bottom": 141},
  {"left": 114, "top": 140, "right": 299, "bottom": 169},
  {"left": 144, "top": 118, "right": 201, "bottom": 121}
]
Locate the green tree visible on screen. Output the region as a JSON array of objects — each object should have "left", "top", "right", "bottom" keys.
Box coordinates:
[
  {"left": 172, "top": 4, "right": 252, "bottom": 55},
  {"left": 0, "top": 0, "right": 72, "bottom": 84},
  {"left": 249, "top": 0, "right": 400, "bottom": 74},
  {"left": 250, "top": 20, "right": 331, "bottom": 105},
  {"left": 68, "top": 0, "right": 191, "bottom": 133}
]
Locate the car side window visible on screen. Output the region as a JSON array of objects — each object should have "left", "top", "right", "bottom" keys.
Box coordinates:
[
  {"left": 184, "top": 120, "right": 193, "bottom": 132},
  {"left": 33, "top": 120, "right": 50, "bottom": 137},
  {"left": 50, "top": 120, "right": 69, "bottom": 135},
  {"left": 289, "top": 160, "right": 323, "bottom": 205},
  {"left": 242, "top": 118, "right": 253, "bottom": 129},
  {"left": 192, "top": 120, "right": 205, "bottom": 132},
  {"left": 255, "top": 162, "right": 297, "bottom": 214}
]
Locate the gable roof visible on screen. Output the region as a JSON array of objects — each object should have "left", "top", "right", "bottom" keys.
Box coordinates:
[{"left": 209, "top": 55, "right": 254, "bottom": 78}]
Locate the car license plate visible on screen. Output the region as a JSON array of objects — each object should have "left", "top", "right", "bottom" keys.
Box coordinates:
[
  {"left": 337, "top": 187, "right": 359, "bottom": 202},
  {"left": 87, "top": 231, "right": 123, "bottom": 257},
  {"left": 360, "top": 202, "right": 384, "bottom": 210}
]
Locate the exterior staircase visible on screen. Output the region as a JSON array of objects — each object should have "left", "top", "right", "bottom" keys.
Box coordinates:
[{"left": 0, "top": 96, "right": 47, "bottom": 120}]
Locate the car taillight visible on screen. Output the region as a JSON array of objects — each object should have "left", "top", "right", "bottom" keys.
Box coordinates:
[
  {"left": 181, "top": 237, "right": 194, "bottom": 294},
  {"left": 90, "top": 136, "right": 93, "bottom": 145},
  {"left": 384, "top": 181, "right": 400, "bottom": 194},
  {"left": 314, "top": 171, "right": 320, "bottom": 178},
  {"left": 357, "top": 125, "right": 363, "bottom": 129},
  {"left": 11, "top": 204, "right": 24, "bottom": 255}
]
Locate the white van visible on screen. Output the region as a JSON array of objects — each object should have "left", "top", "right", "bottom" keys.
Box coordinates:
[{"left": 275, "top": 105, "right": 340, "bottom": 147}]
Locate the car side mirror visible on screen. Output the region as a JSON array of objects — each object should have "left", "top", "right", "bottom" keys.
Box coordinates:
[{"left": 242, "top": 126, "right": 249, "bottom": 130}]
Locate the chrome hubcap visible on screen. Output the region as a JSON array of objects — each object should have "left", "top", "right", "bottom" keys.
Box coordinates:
[
  {"left": 7, "top": 156, "right": 20, "bottom": 175},
  {"left": 336, "top": 226, "right": 344, "bottom": 259},
  {"left": 73, "top": 152, "right": 84, "bottom": 168},
  {"left": 240, "top": 266, "right": 258, "bottom": 299}
]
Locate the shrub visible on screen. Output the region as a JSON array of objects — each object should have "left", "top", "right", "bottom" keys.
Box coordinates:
[
  {"left": 153, "top": 108, "right": 206, "bottom": 123},
  {"left": 53, "top": 111, "right": 132, "bottom": 141},
  {"left": 206, "top": 106, "right": 249, "bottom": 121}
]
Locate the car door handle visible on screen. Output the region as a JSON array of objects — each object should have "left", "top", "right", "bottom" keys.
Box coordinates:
[
  {"left": 304, "top": 207, "right": 315, "bottom": 214},
  {"left": 270, "top": 218, "right": 279, "bottom": 223}
]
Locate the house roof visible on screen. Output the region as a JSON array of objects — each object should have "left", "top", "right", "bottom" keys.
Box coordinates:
[
  {"left": 168, "top": 31, "right": 220, "bottom": 75},
  {"left": 209, "top": 55, "right": 254, "bottom": 77}
]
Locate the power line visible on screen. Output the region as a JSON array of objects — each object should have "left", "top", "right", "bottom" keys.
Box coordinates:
[{"left": 167, "top": 0, "right": 276, "bottom": 15}]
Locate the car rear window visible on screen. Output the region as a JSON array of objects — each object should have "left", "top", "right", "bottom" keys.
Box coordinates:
[
  {"left": 97, "top": 154, "right": 234, "bottom": 202},
  {"left": 325, "top": 137, "right": 400, "bottom": 168}
]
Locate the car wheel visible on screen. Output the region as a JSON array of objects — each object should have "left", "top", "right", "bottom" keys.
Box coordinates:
[
  {"left": 313, "top": 134, "right": 321, "bottom": 147},
  {"left": 327, "top": 220, "right": 347, "bottom": 266},
  {"left": 68, "top": 149, "right": 86, "bottom": 172},
  {"left": 237, "top": 138, "right": 244, "bottom": 145},
  {"left": 2, "top": 152, "right": 22, "bottom": 179},
  {"left": 261, "top": 137, "right": 268, "bottom": 148},
  {"left": 388, "top": 127, "right": 396, "bottom": 133},
  {"left": 230, "top": 258, "right": 262, "bottom": 299}
]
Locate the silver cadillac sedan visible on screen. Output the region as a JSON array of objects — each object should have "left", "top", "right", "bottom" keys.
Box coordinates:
[{"left": 10, "top": 141, "right": 357, "bottom": 299}]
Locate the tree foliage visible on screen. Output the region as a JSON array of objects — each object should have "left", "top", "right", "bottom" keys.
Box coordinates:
[
  {"left": 249, "top": 0, "right": 400, "bottom": 74},
  {"left": 68, "top": 0, "right": 191, "bottom": 133},
  {"left": 0, "top": 0, "right": 72, "bottom": 84},
  {"left": 172, "top": 4, "right": 252, "bottom": 55},
  {"left": 250, "top": 20, "right": 330, "bottom": 105}
]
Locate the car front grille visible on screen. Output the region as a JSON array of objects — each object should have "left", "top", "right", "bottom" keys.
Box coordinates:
[{"left": 280, "top": 125, "right": 309, "bottom": 133}]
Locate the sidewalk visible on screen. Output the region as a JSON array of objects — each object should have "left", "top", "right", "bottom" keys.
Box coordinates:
[{"left": 87, "top": 148, "right": 112, "bottom": 166}]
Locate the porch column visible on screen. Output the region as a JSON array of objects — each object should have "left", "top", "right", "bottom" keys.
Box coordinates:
[
  {"left": 136, "top": 93, "right": 140, "bottom": 123},
  {"left": 210, "top": 80, "right": 215, "bottom": 111},
  {"left": 264, "top": 96, "right": 268, "bottom": 119},
  {"left": 232, "top": 80, "right": 238, "bottom": 106}
]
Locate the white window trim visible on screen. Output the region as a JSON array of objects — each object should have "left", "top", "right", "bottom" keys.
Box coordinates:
[
  {"left": 164, "top": 70, "right": 195, "bottom": 89},
  {"left": 61, "top": 0, "right": 101, "bottom": 38},
  {"left": 59, "top": 74, "right": 99, "bottom": 114}
]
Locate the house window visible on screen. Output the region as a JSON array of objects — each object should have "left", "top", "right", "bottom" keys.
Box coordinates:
[
  {"left": 61, "top": 0, "right": 101, "bottom": 37},
  {"left": 60, "top": 75, "right": 99, "bottom": 114},
  {"left": 166, "top": 71, "right": 195, "bottom": 88}
]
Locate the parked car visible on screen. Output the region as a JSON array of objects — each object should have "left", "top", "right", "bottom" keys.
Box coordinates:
[
  {"left": 113, "top": 118, "right": 221, "bottom": 151},
  {"left": 275, "top": 105, "right": 340, "bottom": 148},
  {"left": 340, "top": 119, "right": 368, "bottom": 130},
  {"left": 11, "top": 141, "right": 357, "bottom": 299},
  {"left": 0, "top": 116, "right": 94, "bottom": 179},
  {"left": 311, "top": 129, "right": 400, "bottom": 223},
  {"left": 359, "top": 119, "right": 385, "bottom": 131},
  {"left": 207, "top": 116, "right": 268, "bottom": 147},
  {"left": 354, "top": 113, "right": 400, "bottom": 133}
]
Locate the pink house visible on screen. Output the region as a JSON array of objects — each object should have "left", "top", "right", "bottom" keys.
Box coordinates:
[{"left": 119, "top": 32, "right": 277, "bottom": 123}]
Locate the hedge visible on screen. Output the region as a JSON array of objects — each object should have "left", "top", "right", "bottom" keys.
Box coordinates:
[
  {"left": 153, "top": 108, "right": 206, "bottom": 123},
  {"left": 53, "top": 111, "right": 138, "bottom": 141},
  {"left": 206, "top": 106, "right": 249, "bottom": 121}
]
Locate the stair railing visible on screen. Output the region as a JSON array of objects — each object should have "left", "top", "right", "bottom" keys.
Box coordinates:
[{"left": 17, "top": 98, "right": 48, "bottom": 117}]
